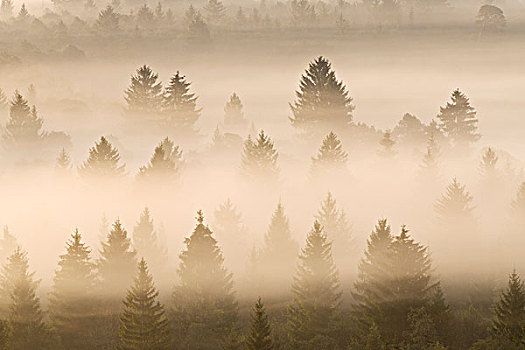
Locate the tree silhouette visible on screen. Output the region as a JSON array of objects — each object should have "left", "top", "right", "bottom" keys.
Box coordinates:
[
  {"left": 138, "top": 137, "right": 182, "bottom": 182},
  {"left": 240, "top": 130, "right": 279, "bottom": 182},
  {"left": 224, "top": 92, "right": 247, "bottom": 132},
  {"left": 246, "top": 297, "right": 273, "bottom": 350},
  {"left": 125, "top": 65, "right": 163, "bottom": 115},
  {"left": 163, "top": 71, "right": 201, "bottom": 133},
  {"left": 491, "top": 271, "right": 525, "bottom": 345},
  {"left": 311, "top": 132, "right": 348, "bottom": 175},
  {"left": 3, "top": 91, "right": 44, "bottom": 151},
  {"left": 96, "top": 5, "right": 119, "bottom": 32},
  {"left": 79, "top": 136, "right": 125, "bottom": 179}
]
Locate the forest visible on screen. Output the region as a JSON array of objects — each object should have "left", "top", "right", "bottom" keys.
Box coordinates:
[{"left": 1, "top": 0, "right": 525, "bottom": 349}]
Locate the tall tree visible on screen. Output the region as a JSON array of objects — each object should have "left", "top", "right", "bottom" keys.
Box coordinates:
[
  {"left": 171, "top": 211, "right": 239, "bottom": 350},
  {"left": 223, "top": 92, "right": 247, "bottom": 131},
  {"left": 290, "top": 56, "right": 354, "bottom": 137},
  {"left": 436, "top": 89, "right": 480, "bottom": 150},
  {"left": 125, "top": 65, "right": 163, "bottom": 115},
  {"left": 240, "top": 130, "right": 279, "bottom": 182},
  {"left": 287, "top": 221, "right": 341, "bottom": 348},
  {"left": 162, "top": 71, "right": 201, "bottom": 133},
  {"left": 98, "top": 219, "right": 137, "bottom": 300},
  {"left": 79, "top": 136, "right": 126, "bottom": 179},
  {"left": 3, "top": 91, "right": 44, "bottom": 151},
  {"left": 311, "top": 132, "right": 348, "bottom": 176},
  {"left": 96, "top": 5, "right": 120, "bottom": 33},
  {"left": 50, "top": 230, "right": 97, "bottom": 350},
  {"left": 138, "top": 137, "right": 182, "bottom": 182},
  {"left": 246, "top": 297, "right": 273, "bottom": 350},
  {"left": 119, "top": 258, "right": 171, "bottom": 350}
]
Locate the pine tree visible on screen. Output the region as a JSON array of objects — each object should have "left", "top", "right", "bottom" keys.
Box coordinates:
[
  {"left": 56, "top": 147, "right": 71, "bottom": 171},
  {"left": 50, "top": 230, "right": 97, "bottom": 350},
  {"left": 98, "top": 219, "right": 137, "bottom": 300},
  {"left": 3, "top": 91, "right": 44, "bottom": 151},
  {"left": 132, "top": 208, "right": 168, "bottom": 281},
  {"left": 0, "top": 0, "right": 13, "bottom": 19},
  {"left": 435, "top": 177, "right": 474, "bottom": 224},
  {"left": 436, "top": 89, "right": 480, "bottom": 149},
  {"left": 392, "top": 113, "right": 427, "bottom": 149},
  {"left": 118, "top": 258, "right": 170, "bottom": 350},
  {"left": 4, "top": 248, "right": 59, "bottom": 349},
  {"left": 17, "top": 3, "right": 28, "bottom": 19},
  {"left": 379, "top": 130, "right": 396, "bottom": 158},
  {"left": 162, "top": 71, "right": 201, "bottom": 133},
  {"left": 0, "top": 226, "right": 17, "bottom": 264},
  {"left": 240, "top": 130, "right": 279, "bottom": 182},
  {"left": 246, "top": 297, "right": 273, "bottom": 350},
  {"left": 480, "top": 147, "right": 499, "bottom": 181},
  {"left": 136, "top": 4, "right": 155, "bottom": 28},
  {"left": 315, "top": 192, "right": 353, "bottom": 273},
  {"left": 287, "top": 221, "right": 341, "bottom": 348},
  {"left": 172, "top": 211, "right": 239, "bottom": 350},
  {"left": 223, "top": 92, "right": 247, "bottom": 131},
  {"left": 203, "top": 0, "right": 225, "bottom": 24},
  {"left": 138, "top": 137, "right": 182, "bottom": 182},
  {"left": 290, "top": 56, "right": 354, "bottom": 137},
  {"left": 491, "top": 271, "right": 525, "bottom": 345},
  {"left": 97, "top": 5, "right": 120, "bottom": 33},
  {"left": 311, "top": 132, "right": 348, "bottom": 175},
  {"left": 125, "top": 65, "right": 163, "bottom": 115},
  {"left": 79, "top": 136, "right": 126, "bottom": 179}
]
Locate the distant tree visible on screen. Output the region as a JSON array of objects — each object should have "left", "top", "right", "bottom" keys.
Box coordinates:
[
  {"left": 17, "top": 3, "right": 28, "bottom": 20},
  {"left": 3, "top": 91, "right": 44, "bottom": 151},
  {"left": 379, "top": 130, "right": 396, "bottom": 158},
  {"left": 203, "top": 0, "right": 225, "bottom": 24},
  {"left": 290, "top": 56, "right": 354, "bottom": 137},
  {"left": 240, "top": 130, "right": 279, "bottom": 182},
  {"left": 290, "top": 0, "right": 315, "bottom": 26},
  {"left": 132, "top": 208, "right": 168, "bottom": 281},
  {"left": 436, "top": 89, "right": 480, "bottom": 150},
  {"left": 125, "top": 65, "right": 163, "bottom": 115},
  {"left": 479, "top": 147, "right": 499, "bottom": 182},
  {"left": 154, "top": 2, "right": 164, "bottom": 21},
  {"left": 50, "top": 230, "right": 97, "bottom": 350},
  {"left": 511, "top": 182, "right": 525, "bottom": 219},
  {"left": 223, "top": 92, "right": 247, "bottom": 131},
  {"left": 419, "top": 133, "right": 440, "bottom": 182},
  {"left": 0, "top": 226, "right": 17, "bottom": 264},
  {"left": 491, "top": 271, "right": 525, "bottom": 346},
  {"left": 119, "top": 258, "right": 171, "bottom": 350},
  {"left": 246, "top": 298, "right": 273, "bottom": 350},
  {"left": 3, "top": 248, "right": 59, "bottom": 349},
  {"left": 435, "top": 177, "right": 474, "bottom": 224},
  {"left": 98, "top": 219, "right": 137, "bottom": 300},
  {"left": 162, "top": 71, "right": 201, "bottom": 133},
  {"left": 287, "top": 221, "right": 341, "bottom": 348},
  {"left": 311, "top": 132, "right": 348, "bottom": 175},
  {"left": 138, "top": 137, "right": 183, "bottom": 182},
  {"left": 136, "top": 3, "right": 155, "bottom": 28},
  {"left": 186, "top": 10, "right": 210, "bottom": 43},
  {"left": 392, "top": 113, "right": 427, "bottom": 149},
  {"left": 79, "top": 136, "right": 126, "bottom": 179},
  {"left": 0, "top": 0, "right": 13, "bottom": 19},
  {"left": 96, "top": 5, "right": 120, "bottom": 33},
  {"left": 476, "top": 5, "right": 505, "bottom": 33},
  {"left": 56, "top": 147, "right": 72, "bottom": 171},
  {"left": 171, "top": 211, "right": 239, "bottom": 350}
]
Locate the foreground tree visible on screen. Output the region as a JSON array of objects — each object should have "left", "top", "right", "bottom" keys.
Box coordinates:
[
  {"left": 119, "top": 258, "right": 170, "bottom": 350},
  {"left": 50, "top": 230, "right": 97, "bottom": 350},
  {"left": 162, "top": 71, "right": 201, "bottom": 133},
  {"left": 287, "top": 221, "right": 341, "bottom": 348},
  {"left": 311, "top": 132, "right": 348, "bottom": 176},
  {"left": 125, "top": 65, "right": 163, "bottom": 115},
  {"left": 240, "top": 130, "right": 279, "bottom": 182},
  {"left": 79, "top": 136, "right": 126, "bottom": 179},
  {"left": 246, "top": 298, "right": 273, "bottom": 350},
  {"left": 290, "top": 56, "right": 354, "bottom": 137},
  {"left": 492, "top": 271, "right": 525, "bottom": 345},
  {"left": 172, "top": 211, "right": 239, "bottom": 349}
]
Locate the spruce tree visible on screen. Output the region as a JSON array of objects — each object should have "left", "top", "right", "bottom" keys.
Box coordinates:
[
  {"left": 290, "top": 56, "right": 354, "bottom": 137},
  {"left": 125, "top": 65, "right": 163, "bottom": 115},
  {"left": 118, "top": 258, "right": 170, "bottom": 350},
  {"left": 132, "top": 208, "right": 168, "bottom": 281},
  {"left": 172, "top": 211, "right": 239, "bottom": 350},
  {"left": 136, "top": 4, "right": 155, "bottom": 28},
  {"left": 419, "top": 133, "right": 440, "bottom": 183},
  {"left": 491, "top": 271, "right": 525, "bottom": 345},
  {"left": 3, "top": 91, "right": 44, "bottom": 151},
  {"left": 435, "top": 177, "right": 474, "bottom": 224},
  {"left": 97, "top": 5, "right": 120, "bottom": 32},
  {"left": 436, "top": 89, "right": 480, "bottom": 149},
  {"left": 162, "top": 71, "right": 201, "bottom": 133},
  {"left": 56, "top": 147, "right": 71, "bottom": 171},
  {"left": 203, "top": 0, "right": 225, "bottom": 24},
  {"left": 98, "top": 219, "right": 137, "bottom": 300},
  {"left": 240, "top": 130, "right": 279, "bottom": 182},
  {"left": 223, "top": 92, "right": 247, "bottom": 131},
  {"left": 311, "top": 132, "right": 348, "bottom": 175},
  {"left": 79, "top": 136, "right": 126, "bottom": 179},
  {"left": 287, "top": 221, "right": 341, "bottom": 348},
  {"left": 17, "top": 3, "right": 28, "bottom": 19},
  {"left": 246, "top": 297, "right": 273, "bottom": 350},
  {"left": 138, "top": 137, "right": 182, "bottom": 182},
  {"left": 50, "top": 230, "right": 97, "bottom": 350},
  {"left": 479, "top": 147, "right": 499, "bottom": 181},
  {"left": 392, "top": 113, "right": 427, "bottom": 149}
]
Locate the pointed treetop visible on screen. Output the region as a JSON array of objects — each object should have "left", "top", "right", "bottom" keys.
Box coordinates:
[{"left": 196, "top": 210, "right": 204, "bottom": 224}]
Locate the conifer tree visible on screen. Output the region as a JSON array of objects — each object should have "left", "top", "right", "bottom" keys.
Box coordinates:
[
  {"left": 56, "top": 147, "right": 71, "bottom": 171},
  {"left": 290, "top": 56, "right": 354, "bottom": 137},
  {"left": 138, "top": 137, "right": 182, "bottom": 182},
  {"left": 172, "top": 211, "right": 239, "bottom": 350},
  {"left": 491, "top": 271, "right": 525, "bottom": 345},
  {"left": 223, "top": 92, "right": 247, "bottom": 131},
  {"left": 132, "top": 208, "right": 168, "bottom": 281},
  {"left": 436, "top": 89, "right": 480, "bottom": 149},
  {"left": 136, "top": 4, "right": 155, "bottom": 28},
  {"left": 125, "top": 65, "right": 163, "bottom": 115},
  {"left": 365, "top": 323, "right": 384, "bottom": 350},
  {"left": 97, "top": 5, "right": 120, "bottom": 32},
  {"left": 379, "top": 130, "right": 396, "bottom": 158},
  {"left": 419, "top": 133, "right": 440, "bottom": 182},
  {"left": 0, "top": 226, "right": 17, "bottom": 264},
  {"left": 240, "top": 130, "right": 279, "bottom": 181},
  {"left": 50, "top": 230, "right": 97, "bottom": 350},
  {"left": 0, "top": 0, "right": 13, "bottom": 19},
  {"left": 246, "top": 297, "right": 273, "bottom": 350},
  {"left": 17, "top": 3, "right": 28, "bottom": 19},
  {"left": 163, "top": 71, "right": 201, "bottom": 133},
  {"left": 287, "top": 221, "right": 341, "bottom": 348},
  {"left": 79, "top": 136, "right": 126, "bottom": 179},
  {"left": 3, "top": 91, "right": 44, "bottom": 151},
  {"left": 119, "top": 258, "right": 170, "bottom": 350},
  {"left": 203, "top": 0, "right": 225, "bottom": 24},
  {"left": 392, "top": 113, "right": 427, "bottom": 149},
  {"left": 479, "top": 147, "right": 499, "bottom": 181},
  {"left": 311, "top": 132, "right": 348, "bottom": 175},
  {"left": 435, "top": 177, "right": 474, "bottom": 224},
  {"left": 98, "top": 219, "right": 137, "bottom": 300}
]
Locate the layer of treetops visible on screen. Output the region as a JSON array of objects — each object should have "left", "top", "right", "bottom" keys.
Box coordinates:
[{"left": 0, "top": 56, "right": 523, "bottom": 349}]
